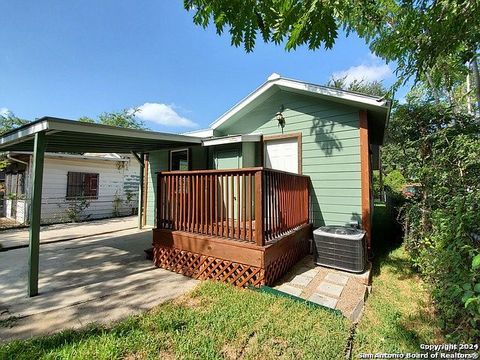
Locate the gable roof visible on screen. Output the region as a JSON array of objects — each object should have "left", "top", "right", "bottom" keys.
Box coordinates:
[{"left": 210, "top": 73, "right": 391, "bottom": 145}]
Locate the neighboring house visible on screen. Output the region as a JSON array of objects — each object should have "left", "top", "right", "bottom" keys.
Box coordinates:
[
  {"left": 0, "top": 170, "right": 5, "bottom": 217},
  {"left": 145, "top": 74, "right": 390, "bottom": 286},
  {"left": 3, "top": 152, "right": 140, "bottom": 224}
]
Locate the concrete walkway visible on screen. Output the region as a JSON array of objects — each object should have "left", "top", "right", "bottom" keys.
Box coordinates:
[
  {"left": 0, "top": 227, "right": 198, "bottom": 343},
  {"left": 0, "top": 216, "right": 138, "bottom": 250},
  {"left": 274, "top": 255, "right": 371, "bottom": 321}
]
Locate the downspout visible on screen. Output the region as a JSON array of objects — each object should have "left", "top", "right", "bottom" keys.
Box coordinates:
[{"left": 7, "top": 154, "right": 29, "bottom": 166}]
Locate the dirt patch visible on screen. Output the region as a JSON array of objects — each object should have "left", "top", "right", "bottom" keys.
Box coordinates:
[
  {"left": 336, "top": 278, "right": 367, "bottom": 318},
  {"left": 172, "top": 294, "right": 203, "bottom": 309},
  {"left": 221, "top": 331, "right": 258, "bottom": 360},
  {"left": 0, "top": 316, "right": 20, "bottom": 328}
]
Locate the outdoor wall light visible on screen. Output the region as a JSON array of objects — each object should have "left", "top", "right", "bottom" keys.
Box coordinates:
[{"left": 276, "top": 105, "right": 285, "bottom": 132}]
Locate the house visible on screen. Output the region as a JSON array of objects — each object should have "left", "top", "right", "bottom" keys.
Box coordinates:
[
  {"left": 0, "top": 170, "right": 5, "bottom": 217},
  {"left": 144, "top": 74, "right": 391, "bottom": 287},
  {"left": 0, "top": 74, "right": 390, "bottom": 296},
  {"left": 2, "top": 151, "right": 140, "bottom": 224}
]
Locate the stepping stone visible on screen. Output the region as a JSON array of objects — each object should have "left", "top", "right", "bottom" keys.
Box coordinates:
[
  {"left": 299, "top": 267, "right": 320, "bottom": 278},
  {"left": 316, "top": 282, "right": 344, "bottom": 298},
  {"left": 325, "top": 273, "right": 349, "bottom": 286},
  {"left": 309, "top": 293, "right": 338, "bottom": 309},
  {"left": 290, "top": 274, "right": 313, "bottom": 287},
  {"left": 276, "top": 284, "right": 303, "bottom": 297}
]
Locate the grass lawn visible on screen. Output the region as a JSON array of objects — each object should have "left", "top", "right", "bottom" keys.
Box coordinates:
[
  {"left": 353, "top": 203, "right": 444, "bottom": 356},
  {"left": 0, "top": 203, "right": 446, "bottom": 359},
  {"left": 0, "top": 282, "right": 350, "bottom": 360}
]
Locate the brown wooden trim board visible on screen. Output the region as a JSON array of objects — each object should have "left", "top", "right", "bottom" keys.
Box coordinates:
[{"left": 359, "top": 110, "right": 372, "bottom": 251}]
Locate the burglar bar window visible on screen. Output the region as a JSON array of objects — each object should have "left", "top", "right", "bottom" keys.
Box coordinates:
[{"left": 66, "top": 172, "right": 99, "bottom": 199}]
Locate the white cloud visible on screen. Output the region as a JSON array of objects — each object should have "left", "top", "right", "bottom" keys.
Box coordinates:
[
  {"left": 134, "top": 102, "right": 198, "bottom": 128},
  {"left": 332, "top": 63, "right": 392, "bottom": 86},
  {"left": 0, "top": 107, "right": 11, "bottom": 116}
]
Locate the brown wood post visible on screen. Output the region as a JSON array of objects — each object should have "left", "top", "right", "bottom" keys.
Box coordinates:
[
  {"left": 254, "top": 169, "right": 264, "bottom": 246},
  {"left": 156, "top": 173, "right": 162, "bottom": 229},
  {"left": 359, "top": 110, "right": 372, "bottom": 252}
]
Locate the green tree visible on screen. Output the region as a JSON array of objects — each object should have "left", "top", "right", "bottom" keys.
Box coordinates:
[
  {"left": 78, "top": 116, "right": 95, "bottom": 124},
  {"left": 78, "top": 109, "right": 146, "bottom": 130},
  {"left": 0, "top": 113, "right": 29, "bottom": 135},
  {"left": 382, "top": 100, "right": 480, "bottom": 341},
  {"left": 0, "top": 112, "right": 29, "bottom": 170},
  {"left": 184, "top": 1, "right": 479, "bottom": 96},
  {"left": 327, "top": 77, "right": 387, "bottom": 97}
]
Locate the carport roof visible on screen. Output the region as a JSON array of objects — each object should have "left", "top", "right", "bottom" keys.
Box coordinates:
[{"left": 0, "top": 117, "right": 202, "bottom": 153}]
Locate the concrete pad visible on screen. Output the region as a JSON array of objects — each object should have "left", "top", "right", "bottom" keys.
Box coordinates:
[
  {"left": 325, "top": 273, "right": 349, "bottom": 286},
  {"left": 0, "top": 227, "right": 198, "bottom": 343},
  {"left": 273, "top": 255, "right": 371, "bottom": 321},
  {"left": 290, "top": 274, "right": 313, "bottom": 287},
  {"left": 316, "top": 282, "right": 344, "bottom": 298},
  {"left": 309, "top": 293, "right": 338, "bottom": 309},
  {"left": 0, "top": 216, "right": 138, "bottom": 249},
  {"left": 276, "top": 284, "right": 303, "bottom": 297}
]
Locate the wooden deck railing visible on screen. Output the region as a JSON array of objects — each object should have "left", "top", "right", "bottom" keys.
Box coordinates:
[
  {"left": 156, "top": 167, "right": 309, "bottom": 246},
  {"left": 263, "top": 168, "right": 310, "bottom": 242}
]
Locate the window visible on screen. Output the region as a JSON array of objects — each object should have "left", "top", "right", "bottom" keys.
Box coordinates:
[
  {"left": 5, "top": 171, "right": 25, "bottom": 196},
  {"left": 170, "top": 149, "right": 190, "bottom": 171},
  {"left": 66, "top": 172, "right": 99, "bottom": 199}
]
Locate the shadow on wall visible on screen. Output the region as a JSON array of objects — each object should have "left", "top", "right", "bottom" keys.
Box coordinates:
[
  {"left": 309, "top": 116, "right": 343, "bottom": 156},
  {"left": 309, "top": 184, "right": 324, "bottom": 228},
  {"left": 309, "top": 185, "right": 363, "bottom": 229}
]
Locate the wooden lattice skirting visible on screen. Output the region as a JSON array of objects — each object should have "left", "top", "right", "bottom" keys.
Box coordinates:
[
  {"left": 153, "top": 247, "right": 265, "bottom": 287},
  {"left": 152, "top": 224, "right": 312, "bottom": 287}
]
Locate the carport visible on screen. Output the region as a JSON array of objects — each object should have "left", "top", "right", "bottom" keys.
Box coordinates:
[{"left": 0, "top": 117, "right": 202, "bottom": 297}]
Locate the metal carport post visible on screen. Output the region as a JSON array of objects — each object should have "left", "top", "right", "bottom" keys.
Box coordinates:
[{"left": 27, "top": 132, "right": 46, "bottom": 297}]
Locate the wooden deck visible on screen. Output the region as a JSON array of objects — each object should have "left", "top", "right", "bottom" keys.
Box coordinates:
[{"left": 152, "top": 167, "right": 312, "bottom": 287}]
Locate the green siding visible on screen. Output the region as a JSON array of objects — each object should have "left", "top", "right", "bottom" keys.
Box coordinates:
[
  {"left": 214, "top": 148, "right": 241, "bottom": 169},
  {"left": 145, "top": 150, "right": 168, "bottom": 227},
  {"left": 241, "top": 142, "right": 256, "bottom": 167},
  {"left": 145, "top": 145, "right": 207, "bottom": 226},
  {"left": 146, "top": 90, "right": 364, "bottom": 228},
  {"left": 220, "top": 91, "right": 362, "bottom": 227}
]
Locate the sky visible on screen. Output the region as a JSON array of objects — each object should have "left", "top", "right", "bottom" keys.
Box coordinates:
[{"left": 0, "top": 1, "right": 402, "bottom": 133}]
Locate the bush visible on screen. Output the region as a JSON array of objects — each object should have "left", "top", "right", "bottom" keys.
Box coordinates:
[
  {"left": 384, "top": 170, "right": 406, "bottom": 193},
  {"left": 383, "top": 102, "right": 480, "bottom": 342}
]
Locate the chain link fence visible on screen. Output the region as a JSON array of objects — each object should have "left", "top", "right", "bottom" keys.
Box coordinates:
[{"left": 1, "top": 193, "right": 139, "bottom": 230}]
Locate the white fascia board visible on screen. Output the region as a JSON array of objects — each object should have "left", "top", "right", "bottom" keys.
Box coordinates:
[
  {"left": 276, "top": 78, "right": 390, "bottom": 108},
  {"left": 210, "top": 81, "right": 276, "bottom": 130},
  {"left": 5, "top": 151, "right": 128, "bottom": 162},
  {"left": 209, "top": 77, "right": 390, "bottom": 130},
  {"left": 181, "top": 128, "right": 215, "bottom": 138},
  {"left": 44, "top": 153, "right": 129, "bottom": 162},
  {"left": 202, "top": 134, "right": 262, "bottom": 147},
  {"left": 0, "top": 120, "right": 49, "bottom": 147}
]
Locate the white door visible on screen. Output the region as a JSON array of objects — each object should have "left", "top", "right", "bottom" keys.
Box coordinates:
[{"left": 264, "top": 137, "right": 299, "bottom": 174}]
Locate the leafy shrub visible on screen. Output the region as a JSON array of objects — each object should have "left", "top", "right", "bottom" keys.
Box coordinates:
[
  {"left": 384, "top": 170, "right": 406, "bottom": 193},
  {"left": 65, "top": 197, "right": 91, "bottom": 222},
  {"left": 383, "top": 102, "right": 480, "bottom": 342}
]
